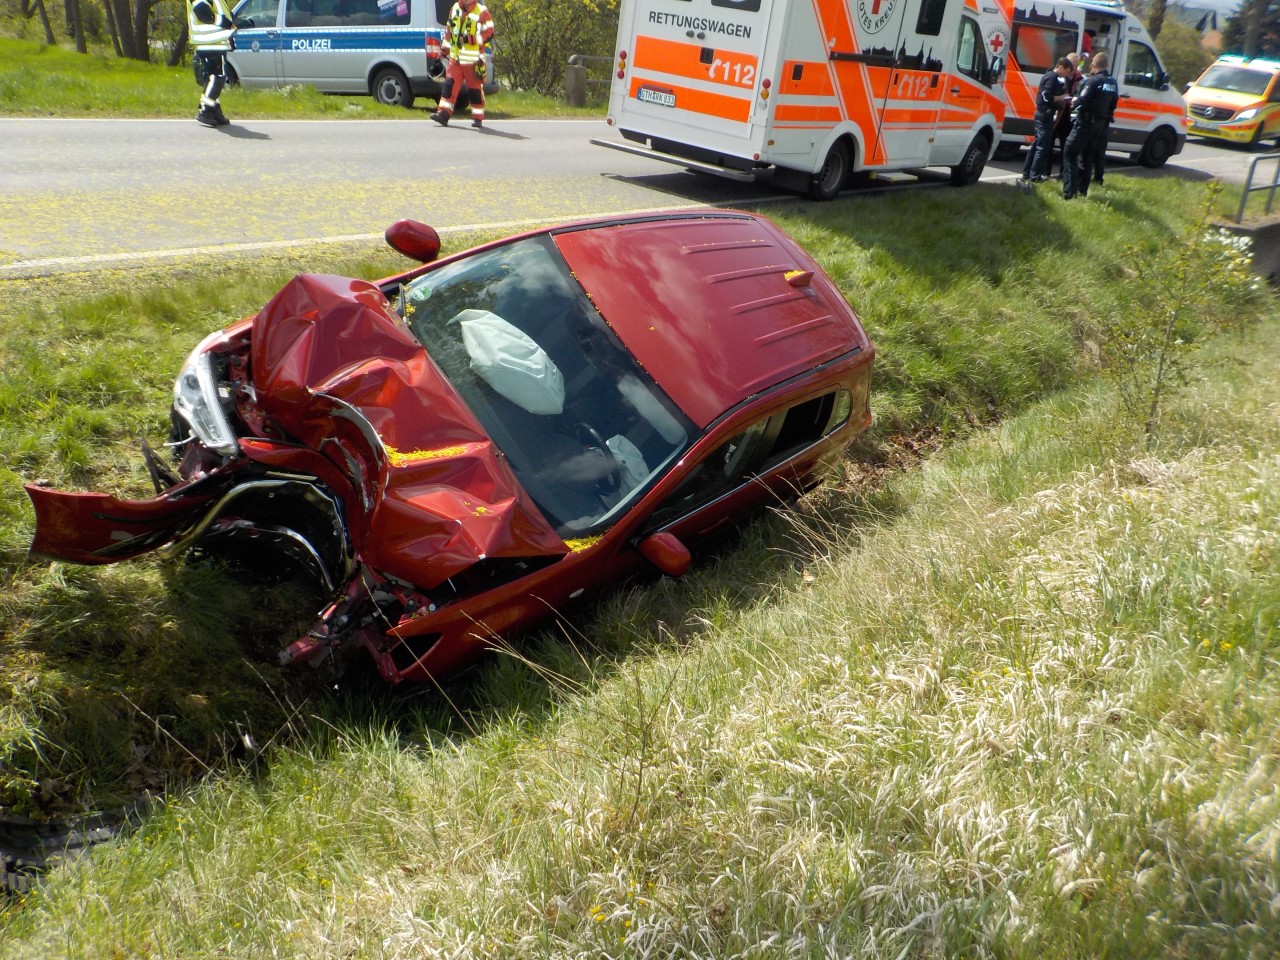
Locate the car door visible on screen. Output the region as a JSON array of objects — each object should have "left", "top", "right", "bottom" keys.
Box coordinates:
[
  {"left": 229, "top": 0, "right": 284, "bottom": 86},
  {"left": 641, "top": 390, "right": 852, "bottom": 548}
]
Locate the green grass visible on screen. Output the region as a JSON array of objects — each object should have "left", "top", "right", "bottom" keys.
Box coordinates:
[
  {"left": 0, "top": 177, "right": 1276, "bottom": 954},
  {"left": 0, "top": 35, "right": 604, "bottom": 119},
  {"left": 2, "top": 216, "right": 1278, "bottom": 958}
]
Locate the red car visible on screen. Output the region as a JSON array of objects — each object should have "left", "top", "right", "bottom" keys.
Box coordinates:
[{"left": 26, "top": 211, "right": 874, "bottom": 684}]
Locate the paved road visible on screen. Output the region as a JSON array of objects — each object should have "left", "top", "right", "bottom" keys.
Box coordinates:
[{"left": 0, "top": 116, "right": 1267, "bottom": 278}]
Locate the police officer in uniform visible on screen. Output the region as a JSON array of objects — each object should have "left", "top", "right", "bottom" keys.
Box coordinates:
[
  {"left": 430, "top": 0, "right": 495, "bottom": 128},
  {"left": 188, "top": 0, "right": 236, "bottom": 127},
  {"left": 1022, "top": 57, "right": 1073, "bottom": 183},
  {"left": 1063, "top": 51, "right": 1119, "bottom": 199}
]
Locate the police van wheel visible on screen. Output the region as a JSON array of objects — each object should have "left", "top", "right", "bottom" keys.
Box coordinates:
[
  {"left": 951, "top": 134, "right": 989, "bottom": 186},
  {"left": 373, "top": 67, "right": 414, "bottom": 108},
  {"left": 1137, "top": 127, "right": 1175, "bottom": 168},
  {"left": 808, "top": 142, "right": 850, "bottom": 201}
]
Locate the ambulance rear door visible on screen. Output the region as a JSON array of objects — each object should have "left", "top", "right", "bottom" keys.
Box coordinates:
[
  {"left": 611, "top": 0, "right": 778, "bottom": 167},
  {"left": 1004, "top": 1, "right": 1081, "bottom": 148}
]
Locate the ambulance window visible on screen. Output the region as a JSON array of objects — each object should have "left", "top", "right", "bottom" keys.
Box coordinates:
[
  {"left": 915, "top": 0, "right": 947, "bottom": 36},
  {"left": 1270, "top": 76, "right": 1280, "bottom": 102},
  {"left": 1124, "top": 41, "right": 1163, "bottom": 89},
  {"left": 1011, "top": 23, "right": 1076, "bottom": 73},
  {"left": 956, "top": 17, "right": 987, "bottom": 85}
]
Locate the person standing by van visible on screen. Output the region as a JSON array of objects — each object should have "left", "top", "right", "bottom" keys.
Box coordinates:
[
  {"left": 1063, "top": 51, "right": 1119, "bottom": 200},
  {"left": 187, "top": 0, "right": 237, "bottom": 127},
  {"left": 430, "top": 0, "right": 495, "bottom": 128},
  {"left": 1022, "top": 58, "right": 1073, "bottom": 183}
]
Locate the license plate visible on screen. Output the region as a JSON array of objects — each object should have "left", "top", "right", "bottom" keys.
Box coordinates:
[
  {"left": 1189, "top": 122, "right": 1213, "bottom": 133},
  {"left": 638, "top": 87, "right": 676, "bottom": 108}
]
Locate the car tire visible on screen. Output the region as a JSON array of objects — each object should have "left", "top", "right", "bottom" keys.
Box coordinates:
[
  {"left": 1138, "top": 127, "right": 1175, "bottom": 168},
  {"left": 950, "top": 134, "right": 990, "bottom": 186},
  {"left": 372, "top": 67, "right": 414, "bottom": 108},
  {"left": 225, "top": 62, "right": 240, "bottom": 86},
  {"left": 807, "top": 142, "right": 850, "bottom": 201}
]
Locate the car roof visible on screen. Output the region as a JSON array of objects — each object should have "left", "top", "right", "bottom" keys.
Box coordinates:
[{"left": 552, "top": 212, "right": 865, "bottom": 429}]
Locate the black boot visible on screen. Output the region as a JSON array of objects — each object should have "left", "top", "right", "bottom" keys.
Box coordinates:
[
  {"left": 197, "top": 105, "right": 220, "bottom": 127},
  {"left": 430, "top": 109, "right": 450, "bottom": 126}
]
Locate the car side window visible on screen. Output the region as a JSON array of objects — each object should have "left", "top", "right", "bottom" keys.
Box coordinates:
[
  {"left": 646, "top": 390, "right": 851, "bottom": 530},
  {"left": 1269, "top": 77, "right": 1280, "bottom": 102},
  {"left": 235, "top": 0, "right": 279, "bottom": 27},
  {"left": 286, "top": 0, "right": 410, "bottom": 27},
  {"left": 1124, "top": 41, "right": 1163, "bottom": 89}
]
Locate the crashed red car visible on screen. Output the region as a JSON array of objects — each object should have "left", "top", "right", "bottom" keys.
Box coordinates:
[{"left": 26, "top": 210, "right": 874, "bottom": 684}]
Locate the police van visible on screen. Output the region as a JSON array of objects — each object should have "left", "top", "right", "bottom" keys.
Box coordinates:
[
  {"left": 226, "top": 0, "right": 493, "bottom": 107},
  {"left": 999, "top": 0, "right": 1186, "bottom": 166}
]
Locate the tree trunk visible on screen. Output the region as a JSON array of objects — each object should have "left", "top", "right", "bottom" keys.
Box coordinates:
[
  {"left": 1146, "top": 0, "right": 1166, "bottom": 41},
  {"left": 168, "top": 23, "right": 189, "bottom": 67},
  {"left": 1244, "top": 0, "right": 1273, "bottom": 58},
  {"left": 67, "top": 0, "right": 87, "bottom": 54},
  {"left": 103, "top": 0, "right": 124, "bottom": 57},
  {"left": 32, "top": 0, "right": 57, "bottom": 45}
]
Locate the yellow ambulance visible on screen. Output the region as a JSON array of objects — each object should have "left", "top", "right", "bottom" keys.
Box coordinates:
[{"left": 1186, "top": 54, "right": 1280, "bottom": 147}]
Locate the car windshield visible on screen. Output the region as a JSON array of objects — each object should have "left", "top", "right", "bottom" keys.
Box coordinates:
[
  {"left": 399, "top": 235, "right": 693, "bottom": 535},
  {"left": 1197, "top": 64, "right": 1274, "bottom": 96}
]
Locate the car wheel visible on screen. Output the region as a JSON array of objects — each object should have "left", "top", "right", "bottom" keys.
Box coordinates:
[
  {"left": 372, "top": 67, "right": 414, "bottom": 108},
  {"left": 225, "top": 62, "right": 240, "bottom": 86},
  {"left": 992, "top": 140, "right": 1021, "bottom": 161},
  {"left": 950, "top": 134, "right": 990, "bottom": 186},
  {"left": 1138, "top": 127, "right": 1175, "bottom": 168},
  {"left": 807, "top": 142, "right": 850, "bottom": 201}
]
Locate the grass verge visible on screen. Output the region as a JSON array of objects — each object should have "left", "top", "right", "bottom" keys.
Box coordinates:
[
  {"left": 2, "top": 239, "right": 1277, "bottom": 957},
  {"left": 0, "top": 36, "right": 603, "bottom": 119}
]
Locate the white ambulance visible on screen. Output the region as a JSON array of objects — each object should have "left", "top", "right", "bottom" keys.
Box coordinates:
[
  {"left": 998, "top": 0, "right": 1186, "bottom": 166},
  {"left": 592, "top": 0, "right": 1015, "bottom": 198}
]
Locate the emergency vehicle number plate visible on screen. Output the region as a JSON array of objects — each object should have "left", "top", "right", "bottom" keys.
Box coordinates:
[{"left": 637, "top": 87, "right": 676, "bottom": 108}]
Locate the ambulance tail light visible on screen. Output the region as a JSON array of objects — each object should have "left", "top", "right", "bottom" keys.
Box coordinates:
[
  {"left": 617, "top": 49, "right": 627, "bottom": 80},
  {"left": 760, "top": 77, "right": 771, "bottom": 100}
]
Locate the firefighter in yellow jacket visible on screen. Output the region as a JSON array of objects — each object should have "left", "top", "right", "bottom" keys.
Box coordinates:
[
  {"left": 430, "top": 0, "right": 495, "bottom": 128},
  {"left": 187, "top": 0, "right": 237, "bottom": 127}
]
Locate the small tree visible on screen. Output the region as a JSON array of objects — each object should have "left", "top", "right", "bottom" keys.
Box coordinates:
[
  {"left": 1097, "top": 184, "right": 1264, "bottom": 442},
  {"left": 487, "top": 0, "right": 618, "bottom": 95},
  {"left": 1154, "top": 17, "right": 1216, "bottom": 89}
]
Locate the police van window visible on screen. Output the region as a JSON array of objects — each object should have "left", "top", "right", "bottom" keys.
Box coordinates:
[
  {"left": 915, "top": 0, "right": 948, "bottom": 37},
  {"left": 434, "top": 0, "right": 450, "bottom": 23},
  {"left": 288, "top": 0, "right": 411, "bottom": 27},
  {"left": 955, "top": 16, "right": 986, "bottom": 84},
  {"left": 1011, "top": 22, "right": 1076, "bottom": 73},
  {"left": 1124, "top": 40, "right": 1163, "bottom": 89},
  {"left": 235, "top": 0, "right": 279, "bottom": 28}
]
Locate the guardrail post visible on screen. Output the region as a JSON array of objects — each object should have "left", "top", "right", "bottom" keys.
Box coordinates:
[{"left": 565, "top": 56, "right": 587, "bottom": 107}]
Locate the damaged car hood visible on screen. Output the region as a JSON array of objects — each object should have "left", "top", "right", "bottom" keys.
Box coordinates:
[{"left": 27, "top": 275, "right": 569, "bottom": 586}]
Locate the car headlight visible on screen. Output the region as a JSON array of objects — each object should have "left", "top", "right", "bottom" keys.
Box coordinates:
[
  {"left": 1237, "top": 107, "right": 1261, "bottom": 120},
  {"left": 173, "top": 331, "right": 239, "bottom": 456}
]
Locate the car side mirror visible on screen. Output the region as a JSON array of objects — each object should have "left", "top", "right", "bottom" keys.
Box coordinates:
[
  {"left": 637, "top": 531, "right": 691, "bottom": 577},
  {"left": 385, "top": 219, "right": 441, "bottom": 263}
]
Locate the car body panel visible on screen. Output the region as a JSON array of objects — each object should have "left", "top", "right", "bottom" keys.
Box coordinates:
[{"left": 554, "top": 216, "right": 862, "bottom": 429}]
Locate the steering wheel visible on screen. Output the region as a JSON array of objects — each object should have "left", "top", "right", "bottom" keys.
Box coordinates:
[{"left": 572, "top": 422, "right": 622, "bottom": 496}]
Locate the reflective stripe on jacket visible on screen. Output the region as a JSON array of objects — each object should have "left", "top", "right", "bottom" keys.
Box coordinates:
[
  {"left": 442, "top": 1, "right": 494, "bottom": 65},
  {"left": 188, "top": 0, "right": 235, "bottom": 50}
]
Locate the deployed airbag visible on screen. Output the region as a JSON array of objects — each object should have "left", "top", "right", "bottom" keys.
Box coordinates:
[{"left": 456, "top": 309, "right": 565, "bottom": 415}]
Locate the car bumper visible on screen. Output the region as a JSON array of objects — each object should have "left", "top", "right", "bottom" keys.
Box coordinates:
[{"left": 1186, "top": 117, "right": 1264, "bottom": 143}]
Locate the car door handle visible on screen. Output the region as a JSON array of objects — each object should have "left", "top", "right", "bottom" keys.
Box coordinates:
[{"left": 267, "top": 30, "right": 278, "bottom": 37}]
